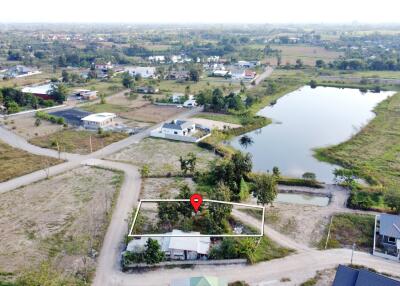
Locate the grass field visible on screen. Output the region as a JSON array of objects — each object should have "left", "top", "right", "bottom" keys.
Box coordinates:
[
  {"left": 74, "top": 77, "right": 125, "bottom": 96},
  {"left": 249, "top": 236, "right": 294, "bottom": 264},
  {"left": 81, "top": 102, "right": 131, "bottom": 113},
  {"left": 315, "top": 92, "right": 400, "bottom": 189},
  {"left": 266, "top": 45, "right": 343, "bottom": 66},
  {"left": 0, "top": 141, "right": 62, "bottom": 183},
  {"left": 29, "top": 130, "right": 128, "bottom": 154},
  {"left": 320, "top": 213, "right": 375, "bottom": 251}
]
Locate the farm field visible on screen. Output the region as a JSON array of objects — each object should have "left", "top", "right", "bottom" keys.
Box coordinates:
[
  {"left": 0, "top": 70, "right": 60, "bottom": 88},
  {"left": 106, "top": 137, "right": 218, "bottom": 176},
  {"left": 266, "top": 45, "right": 343, "bottom": 66},
  {"left": 0, "top": 140, "right": 62, "bottom": 183},
  {"left": 29, "top": 129, "right": 128, "bottom": 154},
  {"left": 0, "top": 166, "right": 123, "bottom": 284}
]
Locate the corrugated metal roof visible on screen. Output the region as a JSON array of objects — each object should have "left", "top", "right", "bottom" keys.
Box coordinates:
[
  {"left": 333, "top": 265, "right": 400, "bottom": 286},
  {"left": 380, "top": 214, "right": 400, "bottom": 239}
]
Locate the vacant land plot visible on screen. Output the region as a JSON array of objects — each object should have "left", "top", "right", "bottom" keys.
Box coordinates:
[
  {"left": 190, "top": 116, "right": 242, "bottom": 130},
  {"left": 0, "top": 113, "right": 64, "bottom": 139},
  {"left": 320, "top": 213, "right": 375, "bottom": 251},
  {"left": 154, "top": 77, "right": 241, "bottom": 94},
  {"left": 106, "top": 137, "right": 217, "bottom": 176},
  {"left": 141, "top": 177, "right": 195, "bottom": 199},
  {"left": 74, "top": 78, "right": 125, "bottom": 97},
  {"left": 266, "top": 45, "right": 343, "bottom": 66},
  {"left": 29, "top": 129, "right": 128, "bottom": 154},
  {"left": 119, "top": 104, "right": 184, "bottom": 123},
  {"left": 0, "top": 166, "right": 123, "bottom": 284},
  {"left": 0, "top": 140, "right": 62, "bottom": 183}
]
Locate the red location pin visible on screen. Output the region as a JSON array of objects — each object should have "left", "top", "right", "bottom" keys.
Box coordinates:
[{"left": 190, "top": 194, "right": 203, "bottom": 213}]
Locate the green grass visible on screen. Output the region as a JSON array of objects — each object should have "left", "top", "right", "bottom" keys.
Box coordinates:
[
  {"left": 315, "top": 92, "right": 400, "bottom": 190},
  {"left": 194, "top": 113, "right": 243, "bottom": 125},
  {"left": 80, "top": 103, "right": 131, "bottom": 114},
  {"left": 0, "top": 141, "right": 62, "bottom": 183},
  {"left": 249, "top": 236, "right": 294, "bottom": 264},
  {"left": 29, "top": 129, "right": 128, "bottom": 154},
  {"left": 319, "top": 213, "right": 375, "bottom": 251}
]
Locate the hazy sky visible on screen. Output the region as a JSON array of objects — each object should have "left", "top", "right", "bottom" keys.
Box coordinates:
[{"left": 2, "top": 0, "right": 400, "bottom": 23}]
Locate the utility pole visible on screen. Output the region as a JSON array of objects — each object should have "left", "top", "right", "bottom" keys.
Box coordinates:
[
  {"left": 89, "top": 135, "right": 93, "bottom": 153},
  {"left": 351, "top": 243, "right": 356, "bottom": 265}
]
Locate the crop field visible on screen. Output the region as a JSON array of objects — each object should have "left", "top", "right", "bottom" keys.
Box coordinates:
[{"left": 266, "top": 45, "right": 343, "bottom": 66}]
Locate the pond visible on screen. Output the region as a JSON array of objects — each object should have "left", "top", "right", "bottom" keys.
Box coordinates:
[
  {"left": 275, "top": 193, "right": 330, "bottom": 207},
  {"left": 231, "top": 86, "right": 395, "bottom": 183}
]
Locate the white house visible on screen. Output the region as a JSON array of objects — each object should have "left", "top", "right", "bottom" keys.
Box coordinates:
[
  {"left": 171, "top": 93, "right": 193, "bottom": 103},
  {"left": 212, "top": 70, "right": 230, "bottom": 77},
  {"left": 126, "top": 67, "right": 156, "bottom": 78},
  {"left": 126, "top": 229, "right": 210, "bottom": 261},
  {"left": 373, "top": 214, "right": 400, "bottom": 261},
  {"left": 183, "top": 99, "right": 197, "bottom": 108},
  {"left": 161, "top": 120, "right": 196, "bottom": 136},
  {"left": 230, "top": 68, "right": 246, "bottom": 80},
  {"left": 237, "top": 60, "right": 260, "bottom": 68},
  {"left": 75, "top": 89, "right": 98, "bottom": 100},
  {"left": 148, "top": 55, "right": 165, "bottom": 63},
  {"left": 94, "top": 61, "right": 113, "bottom": 71},
  {"left": 81, "top": 113, "right": 116, "bottom": 129}
]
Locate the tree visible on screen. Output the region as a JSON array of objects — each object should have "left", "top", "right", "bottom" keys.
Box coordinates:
[
  {"left": 272, "top": 166, "right": 280, "bottom": 178},
  {"left": 384, "top": 189, "right": 400, "bottom": 214},
  {"left": 295, "top": 59, "right": 304, "bottom": 69},
  {"left": 49, "top": 83, "right": 67, "bottom": 104},
  {"left": 122, "top": 72, "right": 134, "bottom": 88},
  {"left": 302, "top": 172, "right": 316, "bottom": 181},
  {"left": 35, "top": 118, "right": 41, "bottom": 127},
  {"left": 253, "top": 174, "right": 277, "bottom": 206},
  {"left": 144, "top": 238, "right": 165, "bottom": 265},
  {"left": 99, "top": 93, "right": 106, "bottom": 104},
  {"left": 179, "top": 152, "right": 197, "bottom": 175},
  {"left": 6, "top": 101, "right": 20, "bottom": 114},
  {"left": 309, "top": 80, "right": 318, "bottom": 88},
  {"left": 333, "top": 169, "right": 356, "bottom": 188},
  {"left": 140, "top": 164, "right": 150, "bottom": 178},
  {"left": 315, "top": 59, "right": 326, "bottom": 68},
  {"left": 189, "top": 68, "right": 200, "bottom": 82},
  {"left": 61, "top": 70, "right": 70, "bottom": 82}
]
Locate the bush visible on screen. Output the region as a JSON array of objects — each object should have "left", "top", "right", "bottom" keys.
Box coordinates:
[{"left": 35, "top": 111, "right": 66, "bottom": 126}]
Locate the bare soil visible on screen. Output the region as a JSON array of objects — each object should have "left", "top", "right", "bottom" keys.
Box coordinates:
[
  {"left": 0, "top": 113, "right": 63, "bottom": 139},
  {"left": 120, "top": 104, "right": 184, "bottom": 123},
  {"left": 106, "top": 137, "right": 218, "bottom": 176},
  {"left": 140, "top": 177, "right": 195, "bottom": 199},
  {"left": 0, "top": 166, "right": 122, "bottom": 280}
]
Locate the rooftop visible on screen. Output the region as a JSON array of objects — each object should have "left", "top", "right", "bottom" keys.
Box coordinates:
[
  {"left": 21, "top": 83, "right": 53, "bottom": 95},
  {"left": 171, "top": 276, "right": 227, "bottom": 286},
  {"left": 81, "top": 112, "right": 116, "bottom": 123},
  {"left": 332, "top": 265, "right": 400, "bottom": 286},
  {"left": 380, "top": 214, "right": 400, "bottom": 239},
  {"left": 162, "top": 120, "right": 194, "bottom": 130}
]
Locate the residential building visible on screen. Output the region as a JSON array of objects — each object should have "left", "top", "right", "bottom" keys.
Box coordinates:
[
  {"left": 148, "top": 55, "right": 166, "bottom": 63},
  {"left": 136, "top": 86, "right": 159, "bottom": 94},
  {"left": 374, "top": 214, "right": 400, "bottom": 260},
  {"left": 126, "top": 229, "right": 211, "bottom": 261},
  {"left": 126, "top": 66, "right": 156, "bottom": 78},
  {"left": 94, "top": 61, "right": 113, "bottom": 71},
  {"left": 166, "top": 70, "right": 190, "bottom": 81},
  {"left": 230, "top": 68, "right": 246, "bottom": 80},
  {"left": 21, "top": 83, "right": 54, "bottom": 100},
  {"left": 161, "top": 120, "right": 196, "bottom": 136},
  {"left": 75, "top": 89, "right": 98, "bottom": 100},
  {"left": 171, "top": 93, "right": 193, "bottom": 103},
  {"left": 237, "top": 60, "right": 260, "bottom": 68},
  {"left": 212, "top": 70, "right": 230, "bottom": 77},
  {"left": 332, "top": 265, "right": 400, "bottom": 286},
  {"left": 183, "top": 99, "right": 197, "bottom": 108},
  {"left": 5, "top": 65, "right": 41, "bottom": 78},
  {"left": 170, "top": 276, "right": 227, "bottom": 286},
  {"left": 244, "top": 70, "right": 257, "bottom": 80},
  {"left": 81, "top": 112, "right": 116, "bottom": 129}
]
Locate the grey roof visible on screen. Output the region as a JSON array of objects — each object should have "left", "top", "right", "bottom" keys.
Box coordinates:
[
  {"left": 333, "top": 265, "right": 400, "bottom": 286},
  {"left": 162, "top": 120, "right": 193, "bottom": 130},
  {"left": 380, "top": 214, "right": 400, "bottom": 239}
]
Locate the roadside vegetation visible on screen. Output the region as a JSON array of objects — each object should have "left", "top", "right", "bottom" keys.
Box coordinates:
[
  {"left": 29, "top": 129, "right": 128, "bottom": 154},
  {"left": 315, "top": 92, "right": 400, "bottom": 212},
  {"left": 319, "top": 213, "right": 375, "bottom": 251},
  {"left": 0, "top": 140, "right": 62, "bottom": 182}
]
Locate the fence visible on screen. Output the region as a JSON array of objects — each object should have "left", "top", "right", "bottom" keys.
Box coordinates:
[
  {"left": 150, "top": 129, "right": 211, "bottom": 143},
  {"left": 123, "top": 258, "right": 247, "bottom": 270}
]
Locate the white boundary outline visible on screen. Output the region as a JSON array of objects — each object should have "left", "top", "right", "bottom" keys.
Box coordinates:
[{"left": 128, "top": 199, "right": 265, "bottom": 237}]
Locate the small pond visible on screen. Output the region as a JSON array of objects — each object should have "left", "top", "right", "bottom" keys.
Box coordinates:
[
  {"left": 231, "top": 86, "right": 395, "bottom": 182},
  {"left": 275, "top": 193, "right": 330, "bottom": 207}
]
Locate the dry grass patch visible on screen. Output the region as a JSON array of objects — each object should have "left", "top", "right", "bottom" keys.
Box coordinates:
[
  {"left": 106, "top": 137, "right": 217, "bottom": 175},
  {"left": 0, "top": 166, "right": 123, "bottom": 284},
  {"left": 119, "top": 104, "right": 184, "bottom": 123},
  {"left": 140, "top": 177, "right": 195, "bottom": 199},
  {"left": 0, "top": 141, "right": 62, "bottom": 183},
  {"left": 29, "top": 129, "right": 128, "bottom": 155}
]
